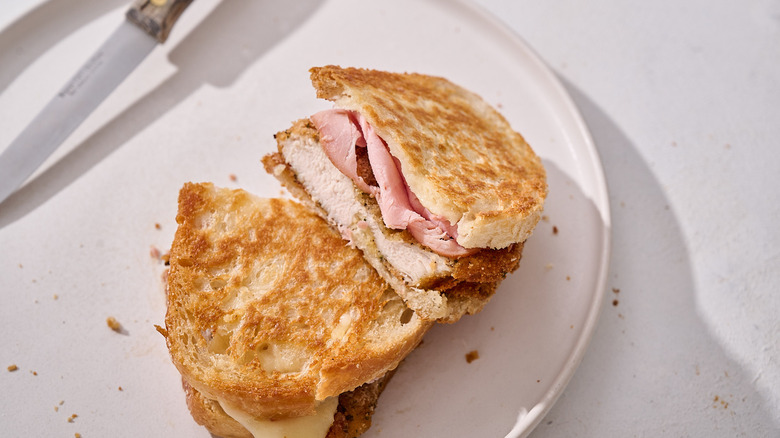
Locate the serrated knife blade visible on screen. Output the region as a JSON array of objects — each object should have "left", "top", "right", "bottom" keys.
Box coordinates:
[{"left": 0, "top": 0, "right": 193, "bottom": 205}]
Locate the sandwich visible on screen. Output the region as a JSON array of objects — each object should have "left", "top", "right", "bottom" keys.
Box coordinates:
[
  {"left": 263, "top": 66, "right": 547, "bottom": 323},
  {"left": 161, "top": 182, "right": 431, "bottom": 438}
]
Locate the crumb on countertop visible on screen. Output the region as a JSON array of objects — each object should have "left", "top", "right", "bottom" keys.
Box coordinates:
[
  {"left": 150, "top": 245, "right": 161, "bottom": 260},
  {"left": 7, "top": 364, "right": 18, "bottom": 372},
  {"left": 229, "top": 174, "right": 238, "bottom": 182},
  {"left": 106, "top": 316, "right": 122, "bottom": 332},
  {"left": 155, "top": 223, "right": 161, "bottom": 230},
  {"left": 67, "top": 414, "right": 78, "bottom": 423},
  {"left": 465, "top": 350, "right": 480, "bottom": 363}
]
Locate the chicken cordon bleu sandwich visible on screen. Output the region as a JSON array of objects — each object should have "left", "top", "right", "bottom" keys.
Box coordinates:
[
  {"left": 263, "top": 66, "right": 547, "bottom": 323},
  {"left": 161, "top": 182, "right": 431, "bottom": 438}
]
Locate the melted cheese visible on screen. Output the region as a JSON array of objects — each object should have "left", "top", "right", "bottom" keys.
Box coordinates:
[{"left": 217, "top": 397, "right": 338, "bottom": 438}]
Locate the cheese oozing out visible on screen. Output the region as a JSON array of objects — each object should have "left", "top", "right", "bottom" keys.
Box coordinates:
[{"left": 217, "top": 397, "right": 339, "bottom": 438}]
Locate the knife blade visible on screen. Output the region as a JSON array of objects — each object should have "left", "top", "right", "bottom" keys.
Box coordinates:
[{"left": 0, "top": 0, "right": 193, "bottom": 205}]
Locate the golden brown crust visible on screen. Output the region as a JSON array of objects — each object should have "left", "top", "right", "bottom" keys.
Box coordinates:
[
  {"left": 326, "top": 369, "right": 395, "bottom": 438},
  {"left": 449, "top": 242, "right": 524, "bottom": 284},
  {"left": 165, "top": 183, "right": 430, "bottom": 419},
  {"left": 310, "top": 65, "right": 547, "bottom": 249}
]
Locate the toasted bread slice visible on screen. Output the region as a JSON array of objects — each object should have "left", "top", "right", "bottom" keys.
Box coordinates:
[
  {"left": 163, "top": 183, "right": 430, "bottom": 424},
  {"left": 310, "top": 65, "right": 547, "bottom": 249},
  {"left": 264, "top": 120, "right": 524, "bottom": 322},
  {"left": 182, "top": 370, "right": 394, "bottom": 438}
]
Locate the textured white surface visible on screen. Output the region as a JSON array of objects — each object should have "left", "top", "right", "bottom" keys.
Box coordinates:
[
  {"left": 472, "top": 0, "right": 780, "bottom": 436},
  {"left": 0, "top": 0, "right": 777, "bottom": 437},
  {"left": 0, "top": 1, "right": 609, "bottom": 437}
]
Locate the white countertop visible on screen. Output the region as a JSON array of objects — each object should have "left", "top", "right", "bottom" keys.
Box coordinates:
[
  {"left": 1, "top": 0, "right": 778, "bottom": 436},
  {"left": 473, "top": 0, "right": 780, "bottom": 435}
]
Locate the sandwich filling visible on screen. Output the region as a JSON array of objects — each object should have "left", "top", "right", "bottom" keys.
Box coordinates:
[
  {"left": 218, "top": 396, "right": 338, "bottom": 438},
  {"left": 311, "top": 109, "right": 475, "bottom": 258}
]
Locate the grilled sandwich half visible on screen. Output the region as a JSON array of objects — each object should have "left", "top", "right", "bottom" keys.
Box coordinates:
[
  {"left": 264, "top": 66, "right": 547, "bottom": 322},
  {"left": 162, "top": 183, "right": 431, "bottom": 438}
]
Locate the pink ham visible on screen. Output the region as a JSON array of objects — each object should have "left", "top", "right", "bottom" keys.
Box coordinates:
[
  {"left": 311, "top": 109, "right": 474, "bottom": 257},
  {"left": 310, "top": 110, "right": 372, "bottom": 193}
]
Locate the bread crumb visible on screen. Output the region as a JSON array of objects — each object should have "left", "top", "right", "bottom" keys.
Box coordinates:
[
  {"left": 118, "top": 386, "right": 123, "bottom": 391},
  {"left": 54, "top": 406, "right": 59, "bottom": 412},
  {"left": 552, "top": 226, "right": 558, "bottom": 235},
  {"left": 106, "top": 316, "right": 122, "bottom": 332},
  {"left": 75, "top": 433, "right": 82, "bottom": 438},
  {"left": 67, "top": 414, "right": 78, "bottom": 423},
  {"left": 53, "top": 294, "right": 59, "bottom": 300},
  {"left": 545, "top": 263, "right": 554, "bottom": 271},
  {"left": 612, "top": 299, "right": 619, "bottom": 307},
  {"left": 612, "top": 288, "right": 620, "bottom": 294},
  {"left": 465, "top": 350, "right": 479, "bottom": 363},
  {"left": 7, "top": 364, "right": 18, "bottom": 372},
  {"left": 229, "top": 174, "right": 238, "bottom": 182},
  {"left": 30, "top": 370, "right": 37, "bottom": 376},
  {"left": 155, "top": 223, "right": 161, "bottom": 230},
  {"left": 150, "top": 246, "right": 161, "bottom": 260}
]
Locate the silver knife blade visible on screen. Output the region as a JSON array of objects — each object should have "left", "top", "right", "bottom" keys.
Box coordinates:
[{"left": 0, "top": 0, "right": 193, "bottom": 205}]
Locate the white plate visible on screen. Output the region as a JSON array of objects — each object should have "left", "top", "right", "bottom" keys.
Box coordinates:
[{"left": 0, "top": 1, "right": 610, "bottom": 437}]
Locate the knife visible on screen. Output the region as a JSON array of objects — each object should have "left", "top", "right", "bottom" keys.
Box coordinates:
[{"left": 0, "top": 0, "right": 193, "bottom": 205}]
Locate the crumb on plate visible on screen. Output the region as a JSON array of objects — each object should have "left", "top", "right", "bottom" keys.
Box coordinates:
[{"left": 106, "top": 316, "right": 122, "bottom": 332}]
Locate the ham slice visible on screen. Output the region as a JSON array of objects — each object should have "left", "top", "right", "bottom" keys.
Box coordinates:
[{"left": 311, "top": 109, "right": 474, "bottom": 257}]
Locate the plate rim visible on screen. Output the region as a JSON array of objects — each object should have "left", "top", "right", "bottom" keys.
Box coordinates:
[{"left": 448, "top": 0, "right": 612, "bottom": 436}]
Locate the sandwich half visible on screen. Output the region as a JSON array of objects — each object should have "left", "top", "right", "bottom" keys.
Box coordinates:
[
  {"left": 162, "top": 182, "right": 431, "bottom": 437},
  {"left": 263, "top": 66, "right": 547, "bottom": 322}
]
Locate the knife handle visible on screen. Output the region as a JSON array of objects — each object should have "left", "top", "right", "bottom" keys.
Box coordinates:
[{"left": 126, "top": 0, "right": 194, "bottom": 43}]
